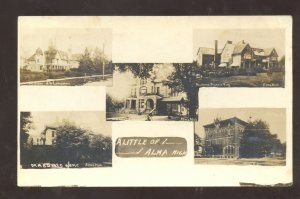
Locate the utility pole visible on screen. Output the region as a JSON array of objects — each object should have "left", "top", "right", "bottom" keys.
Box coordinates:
[{"left": 102, "top": 43, "right": 105, "bottom": 80}]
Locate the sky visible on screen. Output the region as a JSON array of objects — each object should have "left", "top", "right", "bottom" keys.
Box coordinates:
[
  {"left": 195, "top": 108, "right": 286, "bottom": 143},
  {"left": 193, "top": 29, "right": 285, "bottom": 60},
  {"left": 28, "top": 111, "right": 111, "bottom": 138},
  {"left": 19, "top": 28, "right": 112, "bottom": 59}
]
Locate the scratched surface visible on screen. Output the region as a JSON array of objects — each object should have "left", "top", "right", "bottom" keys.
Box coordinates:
[{"left": 115, "top": 137, "right": 187, "bottom": 158}]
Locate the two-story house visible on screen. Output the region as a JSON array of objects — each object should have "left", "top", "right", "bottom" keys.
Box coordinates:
[
  {"left": 203, "top": 117, "right": 248, "bottom": 158},
  {"left": 26, "top": 48, "right": 45, "bottom": 72},
  {"left": 124, "top": 77, "right": 188, "bottom": 117},
  {"left": 252, "top": 47, "right": 279, "bottom": 69},
  {"left": 38, "top": 126, "right": 57, "bottom": 145}
]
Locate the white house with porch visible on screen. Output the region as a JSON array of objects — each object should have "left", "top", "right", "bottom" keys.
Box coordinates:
[{"left": 123, "top": 77, "right": 188, "bottom": 117}]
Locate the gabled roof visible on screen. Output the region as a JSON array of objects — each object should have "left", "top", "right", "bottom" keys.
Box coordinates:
[
  {"left": 203, "top": 117, "right": 248, "bottom": 128},
  {"left": 197, "top": 47, "right": 222, "bottom": 55},
  {"left": 252, "top": 48, "right": 278, "bottom": 57},
  {"left": 44, "top": 49, "right": 69, "bottom": 63},
  {"left": 27, "top": 48, "right": 43, "bottom": 61},
  {"left": 221, "top": 43, "right": 235, "bottom": 55},
  {"left": 232, "top": 41, "right": 249, "bottom": 55},
  {"left": 263, "top": 48, "right": 278, "bottom": 57},
  {"left": 252, "top": 48, "right": 265, "bottom": 56},
  {"left": 27, "top": 54, "right": 36, "bottom": 61},
  {"left": 57, "top": 50, "right": 69, "bottom": 60}
]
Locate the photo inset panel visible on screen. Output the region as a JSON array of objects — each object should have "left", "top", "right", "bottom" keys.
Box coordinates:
[
  {"left": 19, "top": 27, "right": 113, "bottom": 86},
  {"left": 193, "top": 29, "right": 285, "bottom": 87},
  {"left": 106, "top": 63, "right": 199, "bottom": 121},
  {"left": 20, "top": 111, "right": 112, "bottom": 168},
  {"left": 194, "top": 108, "right": 286, "bottom": 166}
]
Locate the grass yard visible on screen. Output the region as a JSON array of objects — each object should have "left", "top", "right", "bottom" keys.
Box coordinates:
[
  {"left": 194, "top": 157, "right": 286, "bottom": 166},
  {"left": 199, "top": 72, "right": 284, "bottom": 87}
]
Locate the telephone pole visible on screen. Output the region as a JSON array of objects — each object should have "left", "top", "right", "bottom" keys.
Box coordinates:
[{"left": 102, "top": 43, "right": 105, "bottom": 80}]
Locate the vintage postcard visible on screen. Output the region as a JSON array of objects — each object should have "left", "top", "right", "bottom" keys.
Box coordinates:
[{"left": 18, "top": 16, "right": 292, "bottom": 187}]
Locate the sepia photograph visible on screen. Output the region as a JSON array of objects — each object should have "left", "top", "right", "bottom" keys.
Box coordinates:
[
  {"left": 194, "top": 108, "right": 286, "bottom": 166},
  {"left": 19, "top": 28, "right": 113, "bottom": 86},
  {"left": 106, "top": 63, "right": 199, "bottom": 121},
  {"left": 194, "top": 29, "right": 285, "bottom": 87},
  {"left": 20, "top": 111, "right": 112, "bottom": 168}
]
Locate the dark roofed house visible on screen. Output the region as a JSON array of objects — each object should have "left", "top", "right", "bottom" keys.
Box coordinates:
[
  {"left": 252, "top": 47, "right": 279, "bottom": 69},
  {"left": 230, "top": 40, "right": 255, "bottom": 68},
  {"left": 203, "top": 117, "right": 249, "bottom": 158},
  {"left": 196, "top": 47, "right": 222, "bottom": 67},
  {"left": 199, "top": 40, "right": 281, "bottom": 70}
]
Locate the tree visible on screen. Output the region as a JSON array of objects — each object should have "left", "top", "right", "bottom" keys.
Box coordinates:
[
  {"left": 240, "top": 119, "right": 279, "bottom": 158},
  {"left": 20, "top": 112, "right": 34, "bottom": 149},
  {"left": 54, "top": 121, "right": 90, "bottom": 162},
  {"left": 78, "top": 48, "right": 94, "bottom": 74},
  {"left": 106, "top": 94, "right": 124, "bottom": 113},
  {"left": 194, "top": 133, "right": 202, "bottom": 150},
  {"left": 89, "top": 134, "right": 112, "bottom": 162},
  {"left": 279, "top": 55, "right": 285, "bottom": 70},
  {"left": 166, "top": 62, "right": 200, "bottom": 119},
  {"left": 115, "top": 63, "right": 155, "bottom": 79}
]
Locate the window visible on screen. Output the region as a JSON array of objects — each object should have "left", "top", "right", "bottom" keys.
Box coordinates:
[
  {"left": 131, "top": 88, "right": 136, "bottom": 96},
  {"left": 139, "top": 99, "right": 145, "bottom": 108},
  {"left": 156, "top": 87, "right": 160, "bottom": 95},
  {"left": 206, "top": 140, "right": 211, "bottom": 146},
  {"left": 52, "top": 131, "right": 55, "bottom": 137},
  {"left": 140, "top": 86, "right": 147, "bottom": 95},
  {"left": 140, "top": 79, "right": 147, "bottom": 85}
]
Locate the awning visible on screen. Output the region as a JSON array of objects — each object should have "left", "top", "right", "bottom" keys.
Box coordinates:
[
  {"left": 161, "top": 96, "right": 186, "bottom": 103},
  {"left": 218, "top": 63, "right": 227, "bottom": 67}
]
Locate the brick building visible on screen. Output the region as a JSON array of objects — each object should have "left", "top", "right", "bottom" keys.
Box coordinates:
[{"left": 203, "top": 117, "right": 248, "bottom": 158}]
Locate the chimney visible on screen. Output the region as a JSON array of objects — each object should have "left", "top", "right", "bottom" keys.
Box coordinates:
[{"left": 214, "top": 40, "right": 218, "bottom": 66}]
